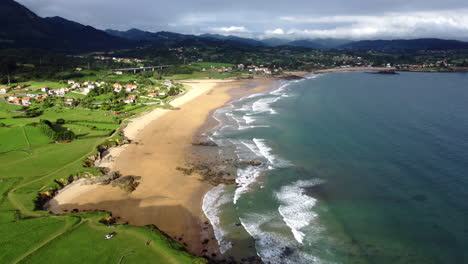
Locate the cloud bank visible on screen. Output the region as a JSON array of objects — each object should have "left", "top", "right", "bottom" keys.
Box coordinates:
[{"left": 16, "top": 0, "right": 468, "bottom": 40}]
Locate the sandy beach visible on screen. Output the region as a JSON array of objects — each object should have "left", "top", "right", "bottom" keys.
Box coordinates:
[{"left": 48, "top": 78, "right": 273, "bottom": 256}]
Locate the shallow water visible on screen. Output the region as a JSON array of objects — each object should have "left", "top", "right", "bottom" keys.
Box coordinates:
[{"left": 204, "top": 72, "right": 468, "bottom": 264}]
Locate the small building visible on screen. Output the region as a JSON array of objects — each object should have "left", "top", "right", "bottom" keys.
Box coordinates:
[
  {"left": 41, "top": 87, "right": 50, "bottom": 92},
  {"left": 65, "top": 98, "right": 74, "bottom": 106},
  {"left": 12, "top": 98, "right": 22, "bottom": 105},
  {"left": 58, "top": 88, "right": 69, "bottom": 95},
  {"left": 21, "top": 97, "right": 31, "bottom": 106},
  {"left": 0, "top": 88, "right": 9, "bottom": 94},
  {"left": 113, "top": 83, "right": 122, "bottom": 93},
  {"left": 163, "top": 81, "right": 173, "bottom": 88},
  {"left": 83, "top": 88, "right": 91, "bottom": 94},
  {"left": 148, "top": 93, "right": 157, "bottom": 98},
  {"left": 126, "top": 84, "right": 137, "bottom": 92},
  {"left": 68, "top": 80, "right": 75, "bottom": 85},
  {"left": 125, "top": 94, "right": 137, "bottom": 104},
  {"left": 71, "top": 83, "right": 81, "bottom": 89}
]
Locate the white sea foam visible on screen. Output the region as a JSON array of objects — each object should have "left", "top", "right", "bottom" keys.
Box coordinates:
[
  {"left": 202, "top": 185, "right": 233, "bottom": 254},
  {"left": 234, "top": 166, "right": 263, "bottom": 204},
  {"left": 276, "top": 179, "right": 325, "bottom": 244},
  {"left": 270, "top": 83, "right": 291, "bottom": 96},
  {"left": 252, "top": 97, "right": 278, "bottom": 114},
  {"left": 243, "top": 115, "right": 256, "bottom": 125},
  {"left": 305, "top": 74, "right": 321, "bottom": 80},
  {"left": 233, "top": 139, "right": 292, "bottom": 203},
  {"left": 253, "top": 138, "right": 276, "bottom": 166},
  {"left": 239, "top": 213, "right": 323, "bottom": 264}
]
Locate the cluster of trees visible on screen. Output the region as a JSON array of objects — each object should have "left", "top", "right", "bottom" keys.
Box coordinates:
[{"left": 39, "top": 119, "right": 75, "bottom": 141}]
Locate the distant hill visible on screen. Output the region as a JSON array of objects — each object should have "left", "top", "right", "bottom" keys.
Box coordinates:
[
  {"left": 286, "top": 40, "right": 325, "bottom": 49},
  {"left": 261, "top": 38, "right": 291, "bottom": 47},
  {"left": 106, "top": 28, "right": 193, "bottom": 44},
  {"left": 200, "top": 34, "right": 265, "bottom": 47},
  {"left": 0, "top": 0, "right": 132, "bottom": 51},
  {"left": 340, "top": 38, "right": 468, "bottom": 51},
  {"left": 105, "top": 28, "right": 156, "bottom": 41}
]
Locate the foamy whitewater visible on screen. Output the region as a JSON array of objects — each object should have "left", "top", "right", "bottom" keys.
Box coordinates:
[
  {"left": 202, "top": 184, "right": 233, "bottom": 254},
  {"left": 201, "top": 77, "right": 328, "bottom": 263},
  {"left": 276, "top": 179, "right": 325, "bottom": 244},
  {"left": 203, "top": 72, "right": 468, "bottom": 263}
]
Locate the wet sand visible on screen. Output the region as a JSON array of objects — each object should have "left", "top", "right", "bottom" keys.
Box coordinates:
[{"left": 48, "top": 78, "right": 273, "bottom": 256}]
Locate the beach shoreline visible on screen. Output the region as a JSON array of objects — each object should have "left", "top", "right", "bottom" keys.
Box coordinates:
[{"left": 47, "top": 77, "right": 276, "bottom": 258}]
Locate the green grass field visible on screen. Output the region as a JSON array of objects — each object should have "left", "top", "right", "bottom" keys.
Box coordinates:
[
  {"left": 0, "top": 99, "right": 204, "bottom": 264},
  {"left": 0, "top": 126, "right": 51, "bottom": 153}
]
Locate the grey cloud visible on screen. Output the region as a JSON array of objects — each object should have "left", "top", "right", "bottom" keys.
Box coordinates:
[{"left": 15, "top": 0, "right": 468, "bottom": 40}]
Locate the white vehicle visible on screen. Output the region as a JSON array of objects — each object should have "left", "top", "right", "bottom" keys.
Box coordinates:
[{"left": 105, "top": 234, "right": 115, "bottom": 240}]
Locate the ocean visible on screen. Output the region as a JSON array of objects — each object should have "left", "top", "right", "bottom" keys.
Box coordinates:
[{"left": 203, "top": 72, "right": 468, "bottom": 264}]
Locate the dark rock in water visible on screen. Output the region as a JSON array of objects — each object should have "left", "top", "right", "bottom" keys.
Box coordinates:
[
  {"left": 281, "top": 246, "right": 295, "bottom": 257},
  {"left": 192, "top": 140, "right": 218, "bottom": 147},
  {"left": 412, "top": 194, "right": 427, "bottom": 202},
  {"left": 368, "top": 70, "right": 399, "bottom": 75},
  {"left": 279, "top": 75, "right": 305, "bottom": 80}
]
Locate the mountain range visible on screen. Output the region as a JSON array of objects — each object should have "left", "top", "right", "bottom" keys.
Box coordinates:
[{"left": 2, "top": 0, "right": 468, "bottom": 52}]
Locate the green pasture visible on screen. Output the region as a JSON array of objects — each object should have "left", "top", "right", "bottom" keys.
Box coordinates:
[{"left": 0, "top": 99, "right": 201, "bottom": 264}]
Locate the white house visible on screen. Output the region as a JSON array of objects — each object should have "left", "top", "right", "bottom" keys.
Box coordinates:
[
  {"left": 68, "top": 80, "right": 75, "bottom": 85},
  {"left": 65, "top": 98, "right": 74, "bottom": 106},
  {"left": 113, "top": 83, "right": 122, "bottom": 92},
  {"left": 124, "top": 94, "right": 137, "bottom": 104},
  {"left": 83, "top": 88, "right": 91, "bottom": 94},
  {"left": 126, "top": 84, "right": 137, "bottom": 92},
  {"left": 163, "top": 81, "right": 173, "bottom": 88},
  {"left": 41, "top": 87, "right": 50, "bottom": 92},
  {"left": 21, "top": 97, "right": 31, "bottom": 106},
  {"left": 0, "top": 88, "right": 9, "bottom": 94}
]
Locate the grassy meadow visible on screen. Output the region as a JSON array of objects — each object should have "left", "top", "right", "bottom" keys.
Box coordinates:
[{"left": 0, "top": 98, "right": 204, "bottom": 264}]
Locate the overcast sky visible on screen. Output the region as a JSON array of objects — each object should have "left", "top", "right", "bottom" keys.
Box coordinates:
[{"left": 16, "top": 0, "right": 468, "bottom": 40}]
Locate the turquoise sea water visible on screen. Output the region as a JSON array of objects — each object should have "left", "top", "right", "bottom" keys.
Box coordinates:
[{"left": 203, "top": 72, "right": 468, "bottom": 264}]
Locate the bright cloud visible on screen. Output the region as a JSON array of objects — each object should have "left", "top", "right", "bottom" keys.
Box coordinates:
[
  {"left": 261, "top": 10, "right": 468, "bottom": 39},
  {"left": 211, "top": 26, "right": 250, "bottom": 33}
]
